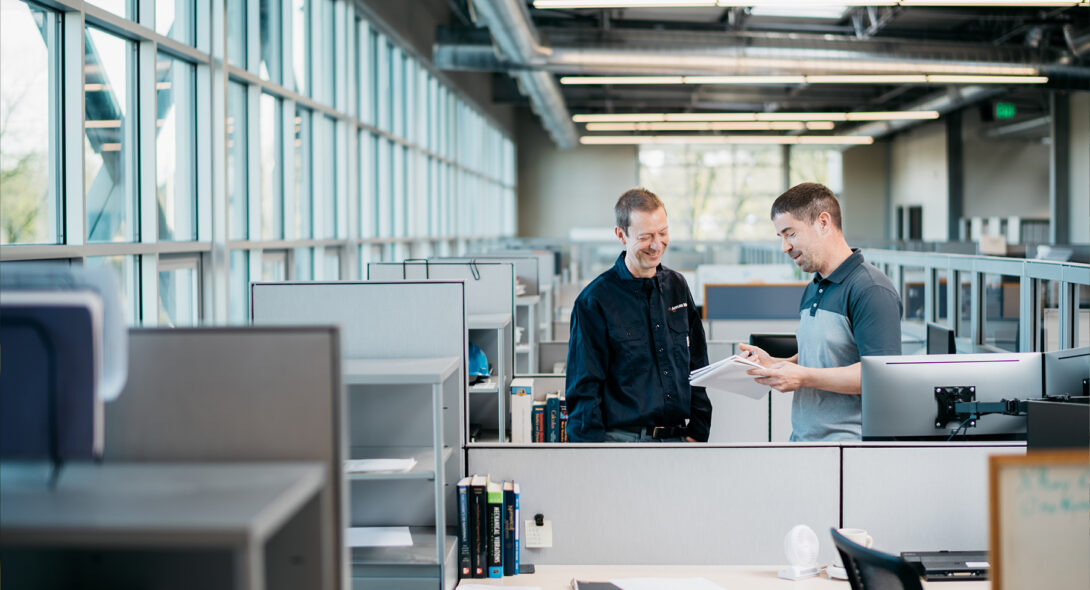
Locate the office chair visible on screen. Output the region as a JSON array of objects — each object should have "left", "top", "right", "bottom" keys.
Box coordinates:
[
  {"left": 830, "top": 528, "right": 924, "bottom": 590},
  {"left": 749, "top": 333, "right": 797, "bottom": 359}
]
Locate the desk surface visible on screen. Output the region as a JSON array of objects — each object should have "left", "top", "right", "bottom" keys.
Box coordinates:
[
  {"left": 455, "top": 565, "right": 989, "bottom": 589},
  {"left": 0, "top": 461, "right": 324, "bottom": 549}
]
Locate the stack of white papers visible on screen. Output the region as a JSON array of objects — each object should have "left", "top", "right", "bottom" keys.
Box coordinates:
[
  {"left": 347, "top": 526, "right": 413, "bottom": 547},
  {"left": 611, "top": 578, "right": 726, "bottom": 590},
  {"left": 688, "top": 355, "right": 774, "bottom": 398},
  {"left": 344, "top": 458, "right": 417, "bottom": 474}
]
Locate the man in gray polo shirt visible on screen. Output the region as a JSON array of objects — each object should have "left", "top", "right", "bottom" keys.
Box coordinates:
[{"left": 739, "top": 183, "right": 902, "bottom": 441}]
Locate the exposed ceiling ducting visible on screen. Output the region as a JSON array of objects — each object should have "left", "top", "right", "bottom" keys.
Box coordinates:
[{"left": 465, "top": 0, "right": 579, "bottom": 148}]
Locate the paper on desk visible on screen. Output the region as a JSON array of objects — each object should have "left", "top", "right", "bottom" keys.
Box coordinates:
[
  {"left": 344, "top": 458, "right": 417, "bottom": 473},
  {"left": 688, "top": 355, "right": 775, "bottom": 398},
  {"left": 347, "top": 526, "right": 413, "bottom": 547},
  {"left": 610, "top": 578, "right": 726, "bottom": 590}
]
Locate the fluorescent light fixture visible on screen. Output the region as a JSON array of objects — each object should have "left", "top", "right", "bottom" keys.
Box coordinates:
[
  {"left": 561, "top": 73, "right": 1046, "bottom": 85},
  {"left": 585, "top": 121, "right": 813, "bottom": 131},
  {"left": 574, "top": 110, "right": 940, "bottom": 123},
  {"left": 580, "top": 135, "right": 874, "bottom": 145},
  {"left": 926, "top": 74, "right": 1049, "bottom": 84},
  {"left": 536, "top": 1, "right": 1081, "bottom": 8}
]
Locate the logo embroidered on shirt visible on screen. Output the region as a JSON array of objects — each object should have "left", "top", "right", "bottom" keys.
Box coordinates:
[{"left": 668, "top": 303, "right": 688, "bottom": 312}]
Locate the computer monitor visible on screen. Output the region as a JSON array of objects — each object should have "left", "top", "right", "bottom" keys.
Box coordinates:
[
  {"left": 1043, "top": 347, "right": 1090, "bottom": 396},
  {"left": 861, "top": 352, "right": 1043, "bottom": 440},
  {"left": 926, "top": 322, "right": 956, "bottom": 355},
  {"left": 749, "top": 333, "right": 798, "bottom": 359}
]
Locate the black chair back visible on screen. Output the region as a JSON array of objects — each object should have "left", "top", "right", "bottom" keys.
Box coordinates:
[{"left": 830, "top": 528, "right": 924, "bottom": 590}]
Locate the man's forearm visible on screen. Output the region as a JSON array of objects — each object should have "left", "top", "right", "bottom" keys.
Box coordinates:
[{"left": 801, "top": 362, "right": 861, "bottom": 395}]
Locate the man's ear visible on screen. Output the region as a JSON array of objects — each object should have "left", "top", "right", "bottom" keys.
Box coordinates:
[
  {"left": 614, "top": 226, "right": 627, "bottom": 244},
  {"left": 817, "top": 211, "right": 833, "bottom": 235}
]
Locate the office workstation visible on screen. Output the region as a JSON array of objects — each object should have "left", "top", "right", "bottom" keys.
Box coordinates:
[{"left": 2, "top": 1, "right": 1089, "bottom": 589}]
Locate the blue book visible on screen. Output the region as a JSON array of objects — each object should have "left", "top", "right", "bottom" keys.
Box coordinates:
[
  {"left": 514, "top": 483, "right": 521, "bottom": 574},
  {"left": 546, "top": 392, "right": 560, "bottom": 443},
  {"left": 457, "top": 477, "right": 472, "bottom": 577}
]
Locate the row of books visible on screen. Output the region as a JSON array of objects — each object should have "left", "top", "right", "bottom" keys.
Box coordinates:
[
  {"left": 457, "top": 474, "right": 519, "bottom": 578},
  {"left": 511, "top": 377, "right": 568, "bottom": 443}
]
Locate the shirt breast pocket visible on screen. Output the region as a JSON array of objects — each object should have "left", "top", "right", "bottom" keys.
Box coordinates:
[
  {"left": 609, "top": 322, "right": 643, "bottom": 353},
  {"left": 667, "top": 313, "right": 690, "bottom": 358}
]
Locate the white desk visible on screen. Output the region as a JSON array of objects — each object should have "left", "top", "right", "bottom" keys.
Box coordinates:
[
  {"left": 455, "top": 565, "right": 990, "bottom": 589},
  {"left": 0, "top": 461, "right": 326, "bottom": 590}
]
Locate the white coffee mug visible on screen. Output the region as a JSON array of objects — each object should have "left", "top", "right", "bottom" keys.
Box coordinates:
[{"left": 833, "top": 528, "right": 874, "bottom": 568}]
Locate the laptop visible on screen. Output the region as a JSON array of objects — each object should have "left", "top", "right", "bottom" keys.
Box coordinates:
[{"left": 901, "top": 550, "right": 990, "bottom": 581}]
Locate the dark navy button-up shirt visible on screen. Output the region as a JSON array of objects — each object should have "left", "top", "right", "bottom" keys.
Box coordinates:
[{"left": 565, "top": 252, "right": 712, "bottom": 442}]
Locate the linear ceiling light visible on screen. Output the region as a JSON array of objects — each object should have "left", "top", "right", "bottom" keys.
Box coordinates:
[
  {"left": 580, "top": 135, "right": 875, "bottom": 145},
  {"left": 560, "top": 74, "right": 1047, "bottom": 85},
  {"left": 584, "top": 121, "right": 837, "bottom": 131},
  {"left": 573, "top": 110, "right": 939, "bottom": 123},
  {"left": 535, "top": 1, "right": 1081, "bottom": 8}
]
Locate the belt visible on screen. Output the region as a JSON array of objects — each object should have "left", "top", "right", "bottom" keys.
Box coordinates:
[{"left": 616, "top": 425, "right": 686, "bottom": 439}]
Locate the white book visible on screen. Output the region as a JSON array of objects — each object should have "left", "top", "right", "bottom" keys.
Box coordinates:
[
  {"left": 344, "top": 458, "right": 417, "bottom": 473},
  {"left": 689, "top": 355, "right": 776, "bottom": 399}
]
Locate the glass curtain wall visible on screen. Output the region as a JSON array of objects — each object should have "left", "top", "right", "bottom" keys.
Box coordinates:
[{"left": 0, "top": 0, "right": 517, "bottom": 326}]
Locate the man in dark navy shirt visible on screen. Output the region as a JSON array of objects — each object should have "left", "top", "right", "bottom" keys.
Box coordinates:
[{"left": 565, "top": 188, "right": 712, "bottom": 442}]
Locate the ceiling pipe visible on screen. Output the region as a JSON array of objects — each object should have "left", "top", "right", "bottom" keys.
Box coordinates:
[{"left": 465, "top": 0, "right": 578, "bottom": 148}]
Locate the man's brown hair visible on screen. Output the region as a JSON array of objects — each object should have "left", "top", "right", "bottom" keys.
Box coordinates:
[
  {"left": 615, "top": 188, "right": 665, "bottom": 234},
  {"left": 770, "top": 182, "right": 842, "bottom": 230}
]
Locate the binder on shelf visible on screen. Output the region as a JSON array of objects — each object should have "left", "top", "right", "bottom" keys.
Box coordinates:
[
  {"left": 487, "top": 481, "right": 503, "bottom": 578},
  {"left": 469, "top": 474, "right": 489, "bottom": 577},
  {"left": 502, "top": 480, "right": 517, "bottom": 576},
  {"left": 546, "top": 392, "right": 561, "bottom": 443},
  {"left": 457, "top": 476, "right": 472, "bottom": 577}
]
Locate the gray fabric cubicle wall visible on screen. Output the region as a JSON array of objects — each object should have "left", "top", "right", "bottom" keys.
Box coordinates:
[{"left": 468, "top": 442, "right": 1024, "bottom": 566}]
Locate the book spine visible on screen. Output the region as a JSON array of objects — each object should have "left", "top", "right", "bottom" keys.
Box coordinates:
[
  {"left": 559, "top": 398, "right": 568, "bottom": 443},
  {"left": 547, "top": 395, "right": 560, "bottom": 443},
  {"left": 513, "top": 484, "right": 520, "bottom": 575},
  {"left": 458, "top": 482, "right": 471, "bottom": 577},
  {"left": 503, "top": 485, "right": 516, "bottom": 576},
  {"left": 471, "top": 482, "right": 488, "bottom": 577},
  {"left": 532, "top": 404, "right": 545, "bottom": 443},
  {"left": 488, "top": 496, "right": 503, "bottom": 577}
]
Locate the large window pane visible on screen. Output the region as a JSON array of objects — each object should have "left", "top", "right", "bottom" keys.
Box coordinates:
[
  {"left": 318, "top": 0, "right": 334, "bottom": 104},
  {"left": 316, "top": 115, "right": 335, "bottom": 238},
  {"left": 228, "top": 0, "right": 246, "bottom": 67},
  {"left": 983, "top": 273, "right": 1020, "bottom": 351},
  {"left": 259, "top": 93, "right": 282, "bottom": 240},
  {"left": 158, "top": 261, "right": 199, "bottom": 327},
  {"left": 261, "top": 249, "right": 286, "bottom": 281},
  {"left": 789, "top": 147, "right": 843, "bottom": 194},
  {"left": 85, "top": 26, "right": 136, "bottom": 243},
  {"left": 87, "top": 255, "right": 139, "bottom": 325},
  {"left": 156, "top": 53, "right": 196, "bottom": 241},
  {"left": 293, "top": 106, "right": 312, "bottom": 239},
  {"left": 294, "top": 246, "right": 312, "bottom": 280},
  {"left": 0, "top": 0, "right": 58, "bottom": 245},
  {"left": 228, "top": 81, "right": 248, "bottom": 240},
  {"left": 229, "top": 249, "right": 249, "bottom": 323},
  {"left": 292, "top": 0, "right": 309, "bottom": 95},
  {"left": 88, "top": 0, "right": 128, "bottom": 19},
  {"left": 639, "top": 145, "right": 782, "bottom": 241},
  {"left": 323, "top": 247, "right": 341, "bottom": 280},
  {"left": 156, "top": 0, "right": 194, "bottom": 45},
  {"left": 260, "top": 0, "right": 281, "bottom": 82}
]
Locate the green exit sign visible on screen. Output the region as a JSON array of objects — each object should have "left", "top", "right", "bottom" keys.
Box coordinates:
[{"left": 995, "top": 102, "right": 1017, "bottom": 120}]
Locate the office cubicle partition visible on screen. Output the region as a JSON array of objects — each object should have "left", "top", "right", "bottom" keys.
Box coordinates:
[{"left": 104, "top": 326, "right": 347, "bottom": 590}]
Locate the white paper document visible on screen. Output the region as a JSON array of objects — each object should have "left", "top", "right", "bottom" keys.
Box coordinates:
[
  {"left": 347, "top": 526, "right": 413, "bottom": 547},
  {"left": 610, "top": 578, "right": 726, "bottom": 590},
  {"left": 344, "top": 458, "right": 417, "bottom": 473},
  {"left": 688, "top": 355, "right": 774, "bottom": 398}
]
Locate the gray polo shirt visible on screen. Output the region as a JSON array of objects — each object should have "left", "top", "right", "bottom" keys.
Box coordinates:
[{"left": 791, "top": 249, "right": 903, "bottom": 441}]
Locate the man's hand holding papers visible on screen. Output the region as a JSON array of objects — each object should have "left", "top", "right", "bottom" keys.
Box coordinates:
[{"left": 688, "top": 355, "right": 777, "bottom": 398}]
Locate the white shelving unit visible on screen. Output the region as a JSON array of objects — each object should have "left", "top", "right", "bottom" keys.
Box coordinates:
[
  {"left": 344, "top": 356, "right": 462, "bottom": 590},
  {"left": 468, "top": 313, "right": 513, "bottom": 443}
]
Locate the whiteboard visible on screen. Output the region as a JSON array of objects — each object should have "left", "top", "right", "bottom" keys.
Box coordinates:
[{"left": 989, "top": 450, "right": 1090, "bottom": 590}]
